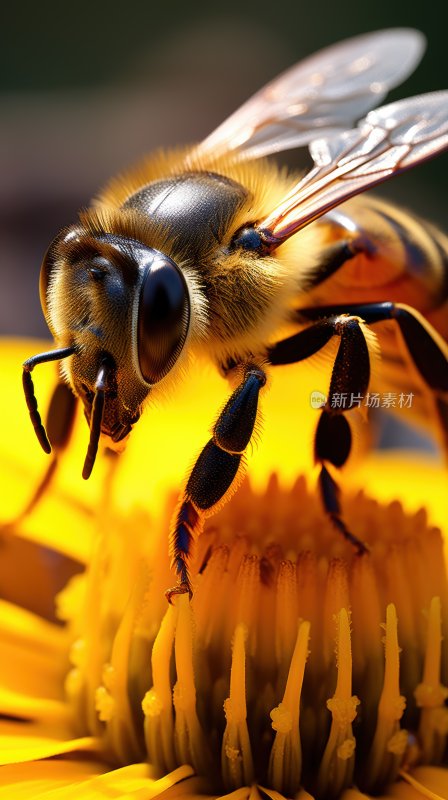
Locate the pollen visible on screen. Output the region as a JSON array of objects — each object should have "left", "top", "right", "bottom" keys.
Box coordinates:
[
  {"left": 95, "top": 685, "right": 115, "bottom": 721},
  {"left": 142, "top": 688, "right": 164, "bottom": 718},
  {"left": 58, "top": 476, "right": 448, "bottom": 798}
]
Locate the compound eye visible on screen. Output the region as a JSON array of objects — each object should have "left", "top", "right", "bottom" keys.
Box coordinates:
[
  {"left": 138, "top": 256, "right": 190, "bottom": 384},
  {"left": 88, "top": 255, "right": 111, "bottom": 281}
]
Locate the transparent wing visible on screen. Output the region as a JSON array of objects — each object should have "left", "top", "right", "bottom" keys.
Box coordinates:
[
  {"left": 193, "top": 28, "right": 425, "bottom": 162},
  {"left": 257, "top": 91, "right": 448, "bottom": 245}
]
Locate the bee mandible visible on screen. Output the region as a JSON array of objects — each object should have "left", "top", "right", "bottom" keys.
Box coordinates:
[{"left": 22, "top": 28, "right": 448, "bottom": 599}]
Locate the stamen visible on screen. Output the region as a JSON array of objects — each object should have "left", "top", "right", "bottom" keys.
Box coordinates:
[
  {"left": 79, "top": 532, "right": 109, "bottom": 738},
  {"left": 100, "top": 568, "right": 148, "bottom": 765},
  {"left": 275, "top": 561, "right": 298, "bottom": 687},
  {"left": 268, "top": 620, "right": 310, "bottom": 795},
  {"left": 316, "top": 608, "right": 359, "bottom": 798},
  {"left": 143, "top": 606, "right": 177, "bottom": 775},
  {"left": 351, "top": 555, "right": 383, "bottom": 689},
  {"left": 173, "top": 594, "right": 210, "bottom": 776},
  {"left": 415, "top": 596, "right": 448, "bottom": 763},
  {"left": 95, "top": 683, "right": 115, "bottom": 722},
  {"left": 323, "top": 559, "right": 350, "bottom": 669},
  {"left": 234, "top": 555, "right": 261, "bottom": 656},
  {"left": 222, "top": 623, "right": 254, "bottom": 790},
  {"left": 194, "top": 545, "right": 230, "bottom": 651},
  {"left": 362, "top": 603, "right": 406, "bottom": 793},
  {"left": 386, "top": 545, "right": 420, "bottom": 696},
  {"left": 60, "top": 475, "right": 448, "bottom": 798}
]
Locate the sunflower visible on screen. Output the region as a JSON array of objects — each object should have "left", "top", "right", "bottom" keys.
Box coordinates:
[{"left": 0, "top": 339, "right": 447, "bottom": 800}]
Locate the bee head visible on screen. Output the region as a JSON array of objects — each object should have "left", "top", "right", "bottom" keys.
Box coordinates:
[{"left": 38, "top": 225, "right": 191, "bottom": 473}]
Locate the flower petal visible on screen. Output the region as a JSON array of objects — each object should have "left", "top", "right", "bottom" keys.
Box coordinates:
[
  {"left": 388, "top": 767, "right": 448, "bottom": 799},
  {"left": 0, "top": 534, "right": 83, "bottom": 620},
  {"left": 0, "top": 339, "right": 96, "bottom": 564},
  {"left": 0, "top": 688, "right": 68, "bottom": 724},
  {"left": 29, "top": 764, "right": 196, "bottom": 800},
  {"left": 0, "top": 601, "right": 67, "bottom": 700},
  {"left": 0, "top": 717, "right": 99, "bottom": 765},
  {"left": 0, "top": 757, "right": 107, "bottom": 800}
]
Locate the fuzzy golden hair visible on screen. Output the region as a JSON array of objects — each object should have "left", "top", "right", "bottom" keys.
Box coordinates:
[{"left": 79, "top": 147, "right": 323, "bottom": 367}]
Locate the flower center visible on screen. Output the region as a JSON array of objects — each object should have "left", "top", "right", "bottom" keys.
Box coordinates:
[{"left": 58, "top": 476, "right": 448, "bottom": 799}]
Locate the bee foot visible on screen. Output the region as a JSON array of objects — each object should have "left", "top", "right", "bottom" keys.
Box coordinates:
[{"left": 165, "top": 581, "right": 193, "bottom": 604}]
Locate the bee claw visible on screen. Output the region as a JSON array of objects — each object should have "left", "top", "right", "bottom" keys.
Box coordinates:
[{"left": 165, "top": 581, "right": 193, "bottom": 604}]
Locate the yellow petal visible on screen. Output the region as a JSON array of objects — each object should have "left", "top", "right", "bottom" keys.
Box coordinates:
[
  {"left": 257, "top": 786, "right": 292, "bottom": 800},
  {"left": 0, "top": 533, "right": 82, "bottom": 620},
  {"left": 116, "top": 355, "right": 320, "bottom": 510},
  {"left": 0, "top": 687, "right": 69, "bottom": 724},
  {"left": 31, "top": 764, "right": 196, "bottom": 800},
  {"left": 0, "top": 717, "right": 99, "bottom": 764},
  {"left": 0, "top": 339, "right": 96, "bottom": 563},
  {"left": 389, "top": 767, "right": 448, "bottom": 799},
  {"left": 0, "top": 757, "right": 107, "bottom": 800},
  {"left": 0, "top": 601, "right": 67, "bottom": 699}
]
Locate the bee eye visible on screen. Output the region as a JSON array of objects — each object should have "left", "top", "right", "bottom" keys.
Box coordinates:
[
  {"left": 137, "top": 256, "right": 190, "bottom": 384},
  {"left": 230, "top": 225, "right": 270, "bottom": 255},
  {"left": 88, "top": 256, "right": 110, "bottom": 281}
]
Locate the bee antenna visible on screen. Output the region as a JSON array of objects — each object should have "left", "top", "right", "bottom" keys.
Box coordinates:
[
  {"left": 22, "top": 346, "right": 76, "bottom": 454},
  {"left": 82, "top": 359, "right": 112, "bottom": 480}
]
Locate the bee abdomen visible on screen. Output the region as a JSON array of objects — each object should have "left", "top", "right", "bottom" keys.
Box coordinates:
[
  {"left": 314, "top": 200, "right": 448, "bottom": 311},
  {"left": 374, "top": 206, "right": 448, "bottom": 298}
]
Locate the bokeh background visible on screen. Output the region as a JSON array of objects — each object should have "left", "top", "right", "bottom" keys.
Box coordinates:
[{"left": 1, "top": 0, "right": 447, "bottom": 338}]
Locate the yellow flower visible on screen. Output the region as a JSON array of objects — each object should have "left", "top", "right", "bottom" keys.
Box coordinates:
[{"left": 0, "top": 338, "right": 447, "bottom": 800}]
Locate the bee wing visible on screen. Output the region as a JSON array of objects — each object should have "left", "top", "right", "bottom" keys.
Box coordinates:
[
  {"left": 193, "top": 28, "right": 425, "bottom": 162},
  {"left": 258, "top": 91, "right": 448, "bottom": 245}
]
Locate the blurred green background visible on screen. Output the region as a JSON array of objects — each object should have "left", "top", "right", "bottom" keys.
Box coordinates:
[{"left": 1, "top": 0, "right": 447, "bottom": 337}]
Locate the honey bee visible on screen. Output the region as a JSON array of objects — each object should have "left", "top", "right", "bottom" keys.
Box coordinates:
[{"left": 22, "top": 28, "right": 448, "bottom": 599}]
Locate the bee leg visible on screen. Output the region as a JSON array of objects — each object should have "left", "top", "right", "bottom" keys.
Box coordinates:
[
  {"left": 2, "top": 382, "right": 77, "bottom": 532},
  {"left": 303, "top": 208, "right": 378, "bottom": 290},
  {"left": 268, "top": 315, "right": 371, "bottom": 553},
  {"left": 304, "top": 238, "right": 369, "bottom": 289},
  {"left": 312, "top": 302, "right": 448, "bottom": 392},
  {"left": 315, "top": 413, "right": 368, "bottom": 555},
  {"left": 315, "top": 317, "right": 371, "bottom": 553},
  {"left": 299, "top": 301, "right": 448, "bottom": 446},
  {"left": 166, "top": 365, "right": 266, "bottom": 602}
]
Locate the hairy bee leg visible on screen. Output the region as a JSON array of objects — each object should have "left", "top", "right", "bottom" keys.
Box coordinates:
[
  {"left": 2, "top": 382, "right": 77, "bottom": 532},
  {"left": 316, "top": 317, "right": 371, "bottom": 553},
  {"left": 298, "top": 300, "right": 448, "bottom": 386},
  {"left": 315, "top": 411, "right": 368, "bottom": 555},
  {"left": 268, "top": 316, "right": 371, "bottom": 553},
  {"left": 166, "top": 365, "right": 266, "bottom": 602},
  {"left": 299, "top": 301, "right": 448, "bottom": 444}
]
